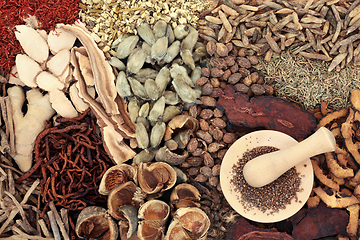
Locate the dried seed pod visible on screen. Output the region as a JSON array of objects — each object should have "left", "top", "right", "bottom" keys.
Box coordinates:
[
  {"left": 150, "top": 122, "right": 166, "bottom": 148},
  {"left": 116, "top": 71, "right": 132, "bottom": 99},
  {"left": 133, "top": 149, "right": 155, "bottom": 165},
  {"left": 180, "top": 49, "right": 195, "bottom": 70},
  {"left": 174, "top": 167, "right": 188, "bottom": 184},
  {"left": 170, "top": 63, "right": 194, "bottom": 87},
  {"left": 139, "top": 102, "right": 150, "bottom": 118},
  {"left": 142, "top": 42, "right": 152, "bottom": 63},
  {"left": 155, "top": 66, "right": 171, "bottom": 95},
  {"left": 164, "top": 115, "right": 199, "bottom": 141},
  {"left": 162, "top": 40, "right": 181, "bottom": 63},
  {"left": 116, "top": 36, "right": 139, "bottom": 59},
  {"left": 144, "top": 79, "right": 161, "bottom": 100},
  {"left": 174, "top": 25, "right": 190, "bottom": 40},
  {"left": 155, "top": 146, "right": 189, "bottom": 165},
  {"left": 136, "top": 116, "right": 150, "bottom": 132},
  {"left": 167, "top": 24, "right": 175, "bottom": 44},
  {"left": 173, "top": 129, "right": 193, "bottom": 149},
  {"left": 118, "top": 205, "right": 138, "bottom": 239},
  {"left": 193, "top": 45, "right": 208, "bottom": 62},
  {"left": 127, "top": 48, "right": 147, "bottom": 74},
  {"left": 128, "top": 77, "right": 148, "bottom": 99},
  {"left": 170, "top": 183, "right": 201, "bottom": 209},
  {"left": 136, "top": 121, "right": 149, "bottom": 149},
  {"left": 148, "top": 96, "right": 166, "bottom": 123},
  {"left": 137, "top": 22, "right": 156, "bottom": 45},
  {"left": 75, "top": 206, "right": 118, "bottom": 240},
  {"left": 108, "top": 182, "right": 146, "bottom": 220},
  {"left": 163, "top": 105, "right": 182, "bottom": 122},
  {"left": 163, "top": 91, "right": 180, "bottom": 105},
  {"left": 128, "top": 98, "right": 140, "bottom": 123},
  {"left": 153, "top": 20, "right": 168, "bottom": 40},
  {"left": 151, "top": 36, "right": 168, "bottom": 64},
  {"left": 98, "top": 164, "right": 137, "bottom": 195},
  {"left": 206, "top": 41, "right": 216, "bottom": 56},
  {"left": 191, "top": 66, "right": 202, "bottom": 84},
  {"left": 181, "top": 26, "right": 198, "bottom": 51},
  {"left": 108, "top": 57, "right": 126, "bottom": 71},
  {"left": 138, "top": 200, "right": 170, "bottom": 240},
  {"left": 137, "top": 162, "right": 177, "bottom": 194},
  {"left": 165, "top": 207, "right": 210, "bottom": 240},
  {"left": 216, "top": 43, "right": 229, "bottom": 57},
  {"left": 172, "top": 78, "right": 201, "bottom": 103},
  {"left": 135, "top": 68, "right": 158, "bottom": 84}
]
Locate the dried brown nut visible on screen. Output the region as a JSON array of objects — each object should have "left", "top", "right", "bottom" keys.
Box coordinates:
[
  {"left": 195, "top": 174, "right": 208, "bottom": 182},
  {"left": 213, "top": 108, "right": 223, "bottom": 118},
  {"left": 212, "top": 127, "right": 224, "bottom": 141},
  {"left": 210, "top": 118, "right": 227, "bottom": 128},
  {"left": 210, "top": 57, "right": 227, "bottom": 69},
  {"left": 228, "top": 73, "right": 242, "bottom": 85},
  {"left": 196, "top": 130, "right": 213, "bottom": 143},
  {"left": 188, "top": 167, "right": 199, "bottom": 176},
  {"left": 250, "top": 72, "right": 259, "bottom": 83},
  {"left": 202, "top": 83, "right": 214, "bottom": 95},
  {"left": 200, "top": 109, "right": 214, "bottom": 119},
  {"left": 216, "top": 43, "right": 229, "bottom": 57},
  {"left": 226, "top": 42, "right": 233, "bottom": 52},
  {"left": 234, "top": 83, "right": 249, "bottom": 93},
  {"left": 210, "top": 68, "right": 224, "bottom": 78},
  {"left": 196, "top": 77, "right": 209, "bottom": 86},
  {"left": 222, "top": 69, "right": 232, "bottom": 80},
  {"left": 210, "top": 78, "right": 220, "bottom": 88},
  {"left": 192, "top": 148, "right": 203, "bottom": 157},
  {"left": 264, "top": 84, "right": 274, "bottom": 95},
  {"left": 238, "top": 67, "right": 250, "bottom": 77},
  {"left": 187, "top": 138, "right": 199, "bottom": 152},
  {"left": 165, "top": 139, "right": 179, "bottom": 151},
  {"left": 200, "top": 96, "right": 217, "bottom": 107},
  {"left": 155, "top": 146, "right": 188, "bottom": 166},
  {"left": 187, "top": 156, "right": 203, "bottom": 166},
  {"left": 201, "top": 67, "right": 210, "bottom": 77},
  {"left": 257, "top": 75, "right": 264, "bottom": 85},
  {"left": 200, "top": 119, "right": 210, "bottom": 131},
  {"left": 189, "top": 105, "right": 198, "bottom": 118},
  {"left": 238, "top": 48, "right": 247, "bottom": 57},
  {"left": 224, "top": 56, "right": 236, "bottom": 66},
  {"left": 200, "top": 166, "right": 213, "bottom": 178},
  {"left": 212, "top": 164, "right": 221, "bottom": 176},
  {"left": 203, "top": 152, "right": 214, "bottom": 168},
  {"left": 243, "top": 76, "right": 252, "bottom": 86},
  {"left": 230, "top": 63, "right": 239, "bottom": 73},
  {"left": 247, "top": 55, "right": 259, "bottom": 65},
  {"left": 237, "top": 57, "right": 251, "bottom": 68},
  {"left": 210, "top": 88, "right": 220, "bottom": 98},
  {"left": 223, "top": 133, "right": 237, "bottom": 143},
  {"left": 208, "top": 142, "right": 225, "bottom": 153},
  {"left": 206, "top": 41, "right": 216, "bottom": 56},
  {"left": 251, "top": 84, "right": 266, "bottom": 95},
  {"left": 218, "top": 149, "right": 228, "bottom": 159},
  {"left": 170, "top": 183, "right": 201, "bottom": 208}
]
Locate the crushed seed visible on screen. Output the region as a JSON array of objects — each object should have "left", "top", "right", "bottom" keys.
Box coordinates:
[{"left": 230, "top": 146, "right": 301, "bottom": 213}]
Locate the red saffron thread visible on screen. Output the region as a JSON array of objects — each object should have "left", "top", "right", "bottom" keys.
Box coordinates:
[{"left": 0, "top": 0, "right": 80, "bottom": 74}]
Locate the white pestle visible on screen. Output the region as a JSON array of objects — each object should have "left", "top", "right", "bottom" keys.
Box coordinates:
[{"left": 243, "top": 127, "right": 336, "bottom": 188}]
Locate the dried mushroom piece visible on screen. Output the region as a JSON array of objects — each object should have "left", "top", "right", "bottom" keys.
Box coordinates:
[
  {"left": 75, "top": 206, "right": 118, "bottom": 240},
  {"left": 107, "top": 181, "right": 146, "bottom": 220},
  {"left": 170, "top": 183, "right": 201, "bottom": 209},
  {"left": 99, "top": 164, "right": 137, "bottom": 195},
  {"left": 313, "top": 187, "right": 359, "bottom": 208},
  {"left": 137, "top": 162, "right": 177, "bottom": 194},
  {"left": 165, "top": 207, "right": 210, "bottom": 240}
]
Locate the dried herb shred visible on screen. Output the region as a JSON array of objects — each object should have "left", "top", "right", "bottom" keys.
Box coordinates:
[{"left": 231, "top": 146, "right": 301, "bottom": 213}]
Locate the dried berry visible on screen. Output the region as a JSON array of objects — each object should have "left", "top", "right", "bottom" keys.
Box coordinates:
[
  {"left": 234, "top": 83, "right": 249, "bottom": 93},
  {"left": 210, "top": 78, "right": 220, "bottom": 88},
  {"left": 224, "top": 56, "right": 236, "bottom": 66},
  {"left": 222, "top": 69, "right": 232, "bottom": 80},
  {"left": 206, "top": 41, "right": 216, "bottom": 56},
  {"left": 202, "top": 83, "right": 214, "bottom": 95},
  {"left": 223, "top": 133, "right": 237, "bottom": 143},
  {"left": 212, "top": 127, "right": 224, "bottom": 141},
  {"left": 201, "top": 67, "right": 211, "bottom": 77},
  {"left": 196, "top": 77, "right": 209, "bottom": 86},
  {"left": 210, "top": 118, "right": 227, "bottom": 128},
  {"left": 237, "top": 57, "right": 251, "bottom": 69},
  {"left": 210, "top": 68, "right": 224, "bottom": 78},
  {"left": 216, "top": 43, "right": 229, "bottom": 57},
  {"left": 196, "top": 130, "right": 213, "bottom": 143},
  {"left": 200, "top": 119, "right": 210, "bottom": 131},
  {"left": 187, "top": 138, "right": 199, "bottom": 152},
  {"left": 251, "top": 84, "right": 266, "bottom": 95},
  {"left": 200, "top": 96, "right": 217, "bottom": 107},
  {"left": 228, "top": 73, "right": 242, "bottom": 85}
]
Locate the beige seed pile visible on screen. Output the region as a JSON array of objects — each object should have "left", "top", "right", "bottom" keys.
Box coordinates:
[{"left": 79, "top": 0, "right": 210, "bottom": 51}]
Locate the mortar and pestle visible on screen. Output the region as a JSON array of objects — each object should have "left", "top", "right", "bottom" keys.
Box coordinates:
[{"left": 220, "top": 127, "right": 336, "bottom": 223}]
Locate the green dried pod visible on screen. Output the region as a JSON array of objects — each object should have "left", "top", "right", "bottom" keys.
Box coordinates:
[
  {"left": 167, "top": 24, "right": 175, "bottom": 44},
  {"left": 150, "top": 122, "right": 166, "bottom": 148},
  {"left": 155, "top": 66, "right": 171, "bottom": 95},
  {"left": 144, "top": 79, "right": 161, "bottom": 100},
  {"left": 172, "top": 78, "right": 200, "bottom": 103},
  {"left": 153, "top": 20, "right": 168, "bottom": 40},
  {"left": 148, "top": 96, "right": 166, "bottom": 123},
  {"left": 191, "top": 66, "right": 202, "bottom": 84},
  {"left": 108, "top": 57, "right": 126, "bottom": 71},
  {"left": 128, "top": 98, "right": 139, "bottom": 123},
  {"left": 163, "top": 105, "right": 182, "bottom": 123},
  {"left": 139, "top": 102, "right": 150, "bottom": 118},
  {"left": 174, "top": 25, "right": 189, "bottom": 40},
  {"left": 170, "top": 63, "right": 194, "bottom": 87},
  {"left": 116, "top": 35, "right": 139, "bottom": 59},
  {"left": 162, "top": 40, "right": 180, "bottom": 64},
  {"left": 180, "top": 49, "right": 195, "bottom": 70},
  {"left": 136, "top": 116, "right": 150, "bottom": 132},
  {"left": 151, "top": 36, "right": 168, "bottom": 64},
  {"left": 116, "top": 71, "right": 132, "bottom": 99},
  {"left": 128, "top": 77, "right": 148, "bottom": 99},
  {"left": 127, "top": 48, "right": 147, "bottom": 74},
  {"left": 180, "top": 26, "right": 198, "bottom": 51},
  {"left": 137, "top": 22, "right": 156, "bottom": 45},
  {"left": 163, "top": 91, "right": 180, "bottom": 105},
  {"left": 135, "top": 68, "right": 158, "bottom": 84},
  {"left": 136, "top": 122, "right": 149, "bottom": 149},
  {"left": 133, "top": 149, "right": 155, "bottom": 165}
]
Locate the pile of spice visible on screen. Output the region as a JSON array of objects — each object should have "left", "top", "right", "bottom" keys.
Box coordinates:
[
  {"left": 0, "top": 0, "right": 80, "bottom": 74},
  {"left": 230, "top": 146, "right": 301, "bottom": 213},
  {"left": 79, "top": 0, "right": 210, "bottom": 50}
]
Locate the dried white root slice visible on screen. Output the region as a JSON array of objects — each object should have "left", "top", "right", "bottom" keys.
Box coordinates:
[
  {"left": 8, "top": 66, "right": 25, "bottom": 87},
  {"left": 16, "top": 54, "right": 42, "bottom": 88},
  {"left": 15, "top": 25, "right": 49, "bottom": 63},
  {"left": 48, "top": 26, "right": 77, "bottom": 54},
  {"left": 46, "top": 49, "right": 70, "bottom": 76},
  {"left": 36, "top": 29, "right": 48, "bottom": 42},
  {"left": 69, "top": 84, "right": 95, "bottom": 113},
  {"left": 36, "top": 71, "right": 64, "bottom": 91}
]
